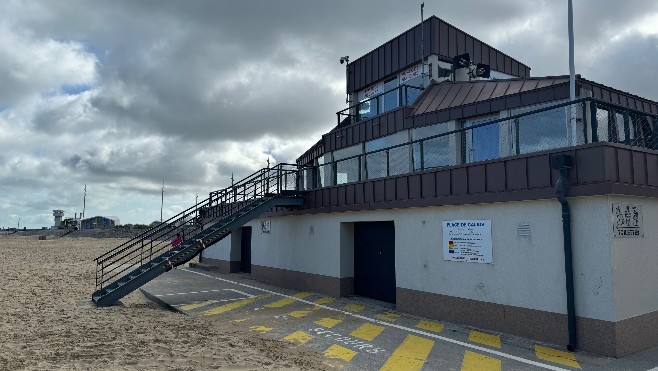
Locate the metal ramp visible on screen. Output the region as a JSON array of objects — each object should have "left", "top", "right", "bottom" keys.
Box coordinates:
[{"left": 92, "top": 164, "right": 310, "bottom": 307}]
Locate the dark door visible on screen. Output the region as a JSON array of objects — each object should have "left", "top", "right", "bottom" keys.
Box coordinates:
[
  {"left": 354, "top": 221, "right": 396, "bottom": 303},
  {"left": 240, "top": 227, "right": 252, "bottom": 273}
]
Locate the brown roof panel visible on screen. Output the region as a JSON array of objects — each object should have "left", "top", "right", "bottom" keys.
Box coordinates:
[
  {"left": 520, "top": 80, "right": 539, "bottom": 92},
  {"left": 462, "top": 83, "right": 486, "bottom": 105},
  {"left": 490, "top": 81, "right": 511, "bottom": 99},
  {"left": 450, "top": 84, "right": 475, "bottom": 108},
  {"left": 505, "top": 80, "right": 524, "bottom": 96},
  {"left": 425, "top": 84, "right": 453, "bottom": 112},
  {"left": 475, "top": 82, "right": 496, "bottom": 101},
  {"left": 437, "top": 85, "right": 465, "bottom": 110}
]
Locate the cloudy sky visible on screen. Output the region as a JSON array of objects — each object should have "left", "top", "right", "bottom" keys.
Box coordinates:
[{"left": 1, "top": 0, "right": 657, "bottom": 228}]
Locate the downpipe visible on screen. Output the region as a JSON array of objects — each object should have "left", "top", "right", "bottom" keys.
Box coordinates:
[{"left": 552, "top": 154, "right": 577, "bottom": 351}]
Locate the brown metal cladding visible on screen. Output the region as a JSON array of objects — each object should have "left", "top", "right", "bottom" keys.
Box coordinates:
[
  {"left": 286, "top": 143, "right": 658, "bottom": 215},
  {"left": 346, "top": 16, "right": 530, "bottom": 94}
]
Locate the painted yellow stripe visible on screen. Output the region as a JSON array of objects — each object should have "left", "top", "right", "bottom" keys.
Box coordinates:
[
  {"left": 283, "top": 330, "right": 313, "bottom": 345},
  {"left": 376, "top": 311, "right": 400, "bottom": 322},
  {"left": 315, "top": 297, "right": 336, "bottom": 305},
  {"left": 202, "top": 295, "right": 269, "bottom": 316},
  {"left": 351, "top": 323, "right": 385, "bottom": 341},
  {"left": 289, "top": 310, "right": 313, "bottom": 318},
  {"left": 468, "top": 330, "right": 501, "bottom": 348},
  {"left": 249, "top": 325, "right": 273, "bottom": 333},
  {"left": 265, "top": 292, "right": 312, "bottom": 308},
  {"left": 315, "top": 317, "right": 342, "bottom": 328},
  {"left": 379, "top": 334, "right": 434, "bottom": 371},
  {"left": 535, "top": 345, "right": 581, "bottom": 369},
  {"left": 178, "top": 300, "right": 217, "bottom": 311},
  {"left": 461, "top": 350, "right": 501, "bottom": 371},
  {"left": 416, "top": 320, "right": 444, "bottom": 333},
  {"left": 344, "top": 303, "right": 365, "bottom": 312},
  {"left": 324, "top": 344, "right": 357, "bottom": 362}
]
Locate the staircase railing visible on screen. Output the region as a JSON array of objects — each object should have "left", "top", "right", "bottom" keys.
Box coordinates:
[{"left": 94, "top": 163, "right": 309, "bottom": 291}]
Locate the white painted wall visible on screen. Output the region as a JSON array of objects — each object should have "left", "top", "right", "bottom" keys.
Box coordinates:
[
  {"left": 203, "top": 194, "right": 658, "bottom": 322},
  {"left": 609, "top": 195, "right": 658, "bottom": 321}
]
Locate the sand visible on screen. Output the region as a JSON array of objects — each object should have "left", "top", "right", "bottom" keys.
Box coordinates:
[{"left": 0, "top": 235, "right": 329, "bottom": 370}]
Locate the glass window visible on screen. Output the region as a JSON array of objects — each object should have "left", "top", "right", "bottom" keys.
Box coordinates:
[
  {"left": 515, "top": 106, "right": 568, "bottom": 154},
  {"left": 412, "top": 123, "right": 454, "bottom": 170},
  {"left": 381, "top": 77, "right": 399, "bottom": 114},
  {"left": 333, "top": 145, "right": 362, "bottom": 185},
  {"left": 365, "top": 131, "right": 409, "bottom": 179},
  {"left": 402, "top": 75, "right": 423, "bottom": 105},
  {"left": 465, "top": 118, "right": 500, "bottom": 162}
]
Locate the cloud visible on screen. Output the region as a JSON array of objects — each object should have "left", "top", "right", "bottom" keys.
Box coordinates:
[{"left": 0, "top": 0, "right": 657, "bottom": 228}]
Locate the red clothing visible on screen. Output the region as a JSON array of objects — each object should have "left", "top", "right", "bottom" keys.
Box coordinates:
[{"left": 172, "top": 235, "right": 183, "bottom": 248}]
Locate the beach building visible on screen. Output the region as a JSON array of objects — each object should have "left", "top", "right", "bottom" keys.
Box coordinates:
[
  {"left": 93, "top": 16, "right": 658, "bottom": 357},
  {"left": 197, "top": 17, "right": 658, "bottom": 356},
  {"left": 81, "top": 216, "right": 119, "bottom": 229}
]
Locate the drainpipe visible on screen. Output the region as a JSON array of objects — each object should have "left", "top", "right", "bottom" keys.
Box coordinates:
[{"left": 551, "top": 154, "right": 576, "bottom": 351}]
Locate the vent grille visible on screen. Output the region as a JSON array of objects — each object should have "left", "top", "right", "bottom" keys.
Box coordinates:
[{"left": 517, "top": 222, "right": 531, "bottom": 236}]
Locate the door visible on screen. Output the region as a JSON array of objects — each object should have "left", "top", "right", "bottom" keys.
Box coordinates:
[
  {"left": 240, "top": 227, "right": 252, "bottom": 273},
  {"left": 354, "top": 221, "right": 396, "bottom": 303}
]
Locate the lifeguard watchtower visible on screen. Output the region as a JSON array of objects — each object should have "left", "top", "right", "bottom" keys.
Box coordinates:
[{"left": 53, "top": 210, "right": 64, "bottom": 228}]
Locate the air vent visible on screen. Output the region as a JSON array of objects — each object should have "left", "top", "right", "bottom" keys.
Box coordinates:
[{"left": 517, "top": 222, "right": 531, "bottom": 236}]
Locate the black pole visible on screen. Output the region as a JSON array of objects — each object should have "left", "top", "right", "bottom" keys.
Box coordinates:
[{"left": 553, "top": 154, "right": 577, "bottom": 351}]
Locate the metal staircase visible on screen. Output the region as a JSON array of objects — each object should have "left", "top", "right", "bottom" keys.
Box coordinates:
[{"left": 92, "top": 164, "right": 310, "bottom": 307}]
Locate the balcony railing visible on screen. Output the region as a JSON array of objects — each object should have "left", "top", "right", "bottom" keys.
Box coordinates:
[
  {"left": 336, "top": 84, "right": 424, "bottom": 126},
  {"left": 311, "top": 98, "right": 658, "bottom": 188}
]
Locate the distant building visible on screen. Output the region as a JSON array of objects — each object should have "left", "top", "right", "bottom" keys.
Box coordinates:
[{"left": 81, "top": 216, "right": 116, "bottom": 229}]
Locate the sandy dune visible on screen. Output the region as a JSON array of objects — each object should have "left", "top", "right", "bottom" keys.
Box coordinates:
[{"left": 0, "top": 235, "right": 328, "bottom": 370}]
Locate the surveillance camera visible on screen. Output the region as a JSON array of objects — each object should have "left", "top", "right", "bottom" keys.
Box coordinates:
[
  {"left": 339, "top": 56, "right": 349, "bottom": 64},
  {"left": 340, "top": 59, "right": 344, "bottom": 64}
]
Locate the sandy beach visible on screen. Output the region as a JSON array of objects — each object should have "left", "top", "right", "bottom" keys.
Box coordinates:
[{"left": 0, "top": 235, "right": 328, "bottom": 370}]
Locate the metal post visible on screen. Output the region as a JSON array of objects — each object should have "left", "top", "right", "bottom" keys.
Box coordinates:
[
  {"left": 420, "top": 141, "right": 425, "bottom": 171},
  {"left": 623, "top": 111, "right": 631, "bottom": 145},
  {"left": 582, "top": 101, "right": 588, "bottom": 144},
  {"left": 590, "top": 101, "right": 598, "bottom": 142},
  {"left": 386, "top": 150, "right": 390, "bottom": 176},
  {"left": 568, "top": 0, "right": 578, "bottom": 146}
]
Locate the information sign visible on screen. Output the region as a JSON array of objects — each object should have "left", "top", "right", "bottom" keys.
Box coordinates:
[
  {"left": 612, "top": 203, "right": 643, "bottom": 238},
  {"left": 442, "top": 220, "right": 492, "bottom": 264}
]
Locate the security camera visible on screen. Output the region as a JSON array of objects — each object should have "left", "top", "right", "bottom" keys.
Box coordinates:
[{"left": 339, "top": 56, "right": 349, "bottom": 64}]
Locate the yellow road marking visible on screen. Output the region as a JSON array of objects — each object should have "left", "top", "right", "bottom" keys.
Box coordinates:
[
  {"left": 344, "top": 303, "right": 365, "bottom": 312},
  {"left": 284, "top": 330, "right": 313, "bottom": 345},
  {"left": 202, "top": 295, "right": 269, "bottom": 316},
  {"left": 376, "top": 311, "right": 400, "bottom": 322},
  {"left": 380, "top": 334, "right": 434, "bottom": 371},
  {"left": 265, "top": 292, "right": 312, "bottom": 308},
  {"left": 468, "top": 330, "right": 501, "bottom": 348},
  {"left": 351, "top": 323, "right": 385, "bottom": 341},
  {"left": 324, "top": 344, "right": 357, "bottom": 362},
  {"left": 416, "top": 320, "right": 444, "bottom": 333},
  {"left": 315, "top": 297, "right": 336, "bottom": 305},
  {"left": 535, "top": 345, "right": 581, "bottom": 369},
  {"left": 461, "top": 350, "right": 501, "bottom": 371},
  {"left": 315, "top": 317, "right": 342, "bottom": 328},
  {"left": 289, "top": 310, "right": 313, "bottom": 318},
  {"left": 178, "top": 300, "right": 217, "bottom": 311},
  {"left": 249, "top": 325, "right": 273, "bottom": 332}
]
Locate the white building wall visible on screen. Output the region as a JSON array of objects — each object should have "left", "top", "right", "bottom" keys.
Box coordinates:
[
  {"left": 609, "top": 195, "right": 658, "bottom": 321},
  {"left": 242, "top": 196, "right": 619, "bottom": 321}
]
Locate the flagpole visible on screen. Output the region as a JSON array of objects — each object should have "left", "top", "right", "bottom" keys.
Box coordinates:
[
  {"left": 160, "top": 179, "right": 164, "bottom": 223},
  {"left": 568, "top": 0, "right": 577, "bottom": 145}
]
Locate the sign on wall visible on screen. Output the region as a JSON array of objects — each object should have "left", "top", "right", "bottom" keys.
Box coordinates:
[
  {"left": 400, "top": 64, "right": 422, "bottom": 84},
  {"left": 442, "top": 220, "right": 492, "bottom": 264},
  {"left": 363, "top": 82, "right": 382, "bottom": 98},
  {"left": 261, "top": 220, "right": 271, "bottom": 234},
  {"left": 612, "top": 203, "right": 643, "bottom": 238}
]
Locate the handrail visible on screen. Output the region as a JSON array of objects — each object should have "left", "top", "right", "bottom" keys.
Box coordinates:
[
  {"left": 336, "top": 84, "right": 424, "bottom": 126},
  {"left": 94, "top": 163, "right": 310, "bottom": 291},
  {"left": 317, "top": 97, "right": 658, "bottom": 187}
]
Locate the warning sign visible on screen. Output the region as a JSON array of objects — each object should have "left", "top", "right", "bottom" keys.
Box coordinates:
[
  {"left": 442, "top": 220, "right": 492, "bottom": 264},
  {"left": 612, "top": 203, "right": 643, "bottom": 238}
]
